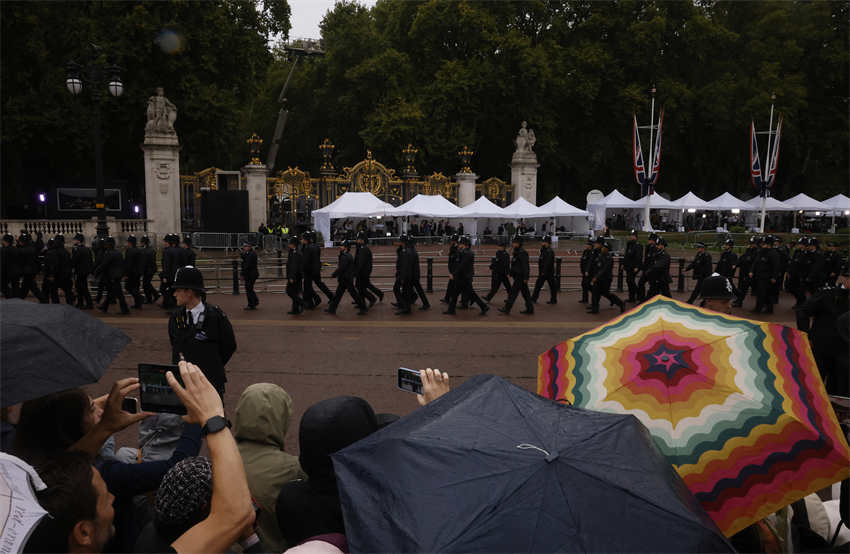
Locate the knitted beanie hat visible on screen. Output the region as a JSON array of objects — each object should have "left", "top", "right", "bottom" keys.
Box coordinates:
[{"left": 155, "top": 456, "right": 213, "bottom": 538}]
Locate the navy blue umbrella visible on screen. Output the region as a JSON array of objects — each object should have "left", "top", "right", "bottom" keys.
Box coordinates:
[
  {"left": 1, "top": 299, "right": 130, "bottom": 407},
  {"left": 333, "top": 375, "right": 733, "bottom": 553}
]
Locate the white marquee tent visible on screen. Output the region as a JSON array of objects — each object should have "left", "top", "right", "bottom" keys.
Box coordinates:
[
  {"left": 707, "top": 192, "right": 753, "bottom": 211},
  {"left": 587, "top": 189, "right": 637, "bottom": 230},
  {"left": 823, "top": 193, "right": 850, "bottom": 214},
  {"left": 635, "top": 194, "right": 678, "bottom": 209},
  {"left": 312, "top": 192, "right": 394, "bottom": 244},
  {"left": 783, "top": 193, "right": 830, "bottom": 212},
  {"left": 502, "top": 197, "right": 545, "bottom": 219},
  {"left": 745, "top": 196, "right": 795, "bottom": 211},
  {"left": 457, "top": 196, "right": 507, "bottom": 218},
  {"left": 536, "top": 196, "right": 588, "bottom": 217},
  {"left": 672, "top": 192, "right": 712, "bottom": 211},
  {"left": 388, "top": 194, "right": 464, "bottom": 218}
]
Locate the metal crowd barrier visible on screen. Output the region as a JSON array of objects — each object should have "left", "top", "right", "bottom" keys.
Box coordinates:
[{"left": 191, "top": 232, "right": 260, "bottom": 251}]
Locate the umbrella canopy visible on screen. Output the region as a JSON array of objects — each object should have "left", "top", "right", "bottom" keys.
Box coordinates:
[
  {"left": 672, "top": 192, "right": 712, "bottom": 211},
  {"left": 456, "top": 196, "right": 507, "bottom": 218},
  {"left": 501, "top": 197, "right": 544, "bottom": 218},
  {"left": 635, "top": 193, "right": 678, "bottom": 209},
  {"left": 745, "top": 195, "right": 795, "bottom": 211},
  {"left": 536, "top": 196, "right": 588, "bottom": 217},
  {"left": 334, "top": 375, "right": 733, "bottom": 553},
  {"left": 0, "top": 299, "right": 130, "bottom": 407},
  {"left": 823, "top": 193, "right": 850, "bottom": 213},
  {"left": 783, "top": 193, "right": 830, "bottom": 212},
  {"left": 0, "top": 453, "right": 48, "bottom": 554},
  {"left": 706, "top": 192, "right": 753, "bottom": 211},
  {"left": 538, "top": 296, "right": 850, "bottom": 537},
  {"left": 387, "top": 194, "right": 464, "bottom": 218}
]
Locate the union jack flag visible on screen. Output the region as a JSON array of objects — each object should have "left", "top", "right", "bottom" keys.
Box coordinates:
[
  {"left": 647, "top": 108, "right": 664, "bottom": 189},
  {"left": 633, "top": 114, "right": 647, "bottom": 186},
  {"left": 750, "top": 121, "right": 763, "bottom": 190},
  {"left": 764, "top": 114, "right": 782, "bottom": 189}
]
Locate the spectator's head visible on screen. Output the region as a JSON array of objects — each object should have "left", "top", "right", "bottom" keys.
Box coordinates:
[
  {"left": 629, "top": 229, "right": 638, "bottom": 241},
  {"left": 181, "top": 236, "right": 192, "bottom": 249},
  {"left": 154, "top": 457, "right": 213, "bottom": 543},
  {"left": 695, "top": 242, "right": 706, "bottom": 252},
  {"left": 700, "top": 274, "right": 734, "bottom": 314},
  {"left": 125, "top": 235, "right": 137, "bottom": 249},
  {"left": 26, "top": 452, "right": 114, "bottom": 553},
  {"left": 173, "top": 266, "right": 205, "bottom": 307},
  {"left": 73, "top": 233, "right": 85, "bottom": 245},
  {"left": 2, "top": 233, "right": 13, "bottom": 247},
  {"left": 723, "top": 239, "right": 733, "bottom": 251},
  {"left": 14, "top": 388, "right": 97, "bottom": 465},
  {"left": 288, "top": 236, "right": 299, "bottom": 251},
  {"left": 234, "top": 383, "right": 293, "bottom": 450}
]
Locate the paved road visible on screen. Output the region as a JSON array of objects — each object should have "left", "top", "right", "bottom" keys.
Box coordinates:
[{"left": 90, "top": 287, "right": 797, "bottom": 454}]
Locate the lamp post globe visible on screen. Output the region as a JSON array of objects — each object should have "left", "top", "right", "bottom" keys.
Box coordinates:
[{"left": 66, "top": 77, "right": 83, "bottom": 95}]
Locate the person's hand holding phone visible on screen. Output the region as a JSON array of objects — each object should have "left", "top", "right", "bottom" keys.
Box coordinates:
[
  {"left": 417, "top": 368, "right": 450, "bottom": 406},
  {"left": 166, "top": 361, "right": 224, "bottom": 425},
  {"left": 98, "top": 378, "right": 153, "bottom": 433}
]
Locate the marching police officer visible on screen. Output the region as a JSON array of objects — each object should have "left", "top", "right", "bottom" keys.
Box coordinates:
[
  {"left": 685, "top": 242, "right": 712, "bottom": 304},
  {"left": 444, "top": 236, "right": 489, "bottom": 315},
  {"left": 302, "top": 233, "right": 333, "bottom": 309},
  {"left": 637, "top": 233, "right": 658, "bottom": 302},
  {"left": 92, "top": 236, "right": 107, "bottom": 304},
  {"left": 326, "top": 240, "right": 367, "bottom": 315},
  {"left": 825, "top": 241, "right": 842, "bottom": 287},
  {"left": 441, "top": 235, "right": 460, "bottom": 305},
  {"left": 1, "top": 234, "right": 18, "bottom": 298},
  {"left": 499, "top": 235, "right": 533, "bottom": 315},
  {"left": 483, "top": 237, "right": 511, "bottom": 302},
  {"left": 96, "top": 237, "right": 129, "bottom": 314},
  {"left": 71, "top": 233, "right": 93, "bottom": 309},
  {"left": 123, "top": 235, "right": 145, "bottom": 310},
  {"left": 408, "top": 236, "right": 430, "bottom": 310},
  {"left": 579, "top": 240, "right": 595, "bottom": 304},
  {"left": 733, "top": 237, "right": 758, "bottom": 307},
  {"left": 623, "top": 230, "right": 643, "bottom": 303},
  {"left": 771, "top": 236, "right": 789, "bottom": 306},
  {"left": 588, "top": 238, "right": 625, "bottom": 314},
  {"left": 531, "top": 236, "right": 557, "bottom": 305},
  {"left": 181, "top": 235, "right": 196, "bottom": 267},
  {"left": 43, "top": 238, "right": 73, "bottom": 304},
  {"left": 392, "top": 235, "right": 413, "bottom": 314},
  {"left": 803, "top": 237, "right": 826, "bottom": 294},
  {"left": 16, "top": 232, "right": 45, "bottom": 302},
  {"left": 240, "top": 242, "right": 260, "bottom": 310},
  {"left": 140, "top": 236, "right": 159, "bottom": 304},
  {"left": 700, "top": 273, "right": 735, "bottom": 314},
  {"left": 285, "top": 236, "right": 303, "bottom": 314},
  {"left": 785, "top": 238, "right": 808, "bottom": 307},
  {"left": 715, "top": 239, "right": 739, "bottom": 300},
  {"left": 646, "top": 237, "right": 672, "bottom": 298},
  {"left": 355, "top": 232, "right": 382, "bottom": 307},
  {"left": 750, "top": 236, "right": 780, "bottom": 314},
  {"left": 161, "top": 234, "right": 182, "bottom": 309}
]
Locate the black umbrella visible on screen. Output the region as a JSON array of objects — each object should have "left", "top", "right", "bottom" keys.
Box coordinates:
[
  {"left": 1, "top": 299, "right": 130, "bottom": 407},
  {"left": 333, "top": 375, "right": 733, "bottom": 553}
]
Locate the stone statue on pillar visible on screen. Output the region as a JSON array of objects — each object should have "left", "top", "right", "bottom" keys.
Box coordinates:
[
  {"left": 511, "top": 121, "right": 539, "bottom": 204},
  {"left": 145, "top": 87, "right": 177, "bottom": 135},
  {"left": 143, "top": 87, "right": 181, "bottom": 237}
]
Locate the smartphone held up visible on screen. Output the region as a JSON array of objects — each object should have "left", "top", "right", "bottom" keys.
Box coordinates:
[
  {"left": 138, "top": 363, "right": 187, "bottom": 415},
  {"left": 397, "top": 367, "right": 423, "bottom": 395}
]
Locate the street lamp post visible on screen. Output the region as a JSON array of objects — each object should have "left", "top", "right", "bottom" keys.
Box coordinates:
[{"left": 66, "top": 46, "right": 123, "bottom": 238}]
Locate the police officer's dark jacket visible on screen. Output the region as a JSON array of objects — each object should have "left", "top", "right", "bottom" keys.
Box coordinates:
[{"left": 168, "top": 303, "right": 236, "bottom": 393}]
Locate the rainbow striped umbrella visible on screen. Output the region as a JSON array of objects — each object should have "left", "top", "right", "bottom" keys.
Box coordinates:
[{"left": 538, "top": 295, "right": 850, "bottom": 537}]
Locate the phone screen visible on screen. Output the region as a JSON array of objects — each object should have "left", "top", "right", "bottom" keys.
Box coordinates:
[
  {"left": 397, "top": 367, "right": 423, "bottom": 395},
  {"left": 138, "top": 363, "right": 187, "bottom": 415}
]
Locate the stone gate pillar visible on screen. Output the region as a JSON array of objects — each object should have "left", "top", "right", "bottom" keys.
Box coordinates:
[
  {"left": 142, "top": 88, "right": 181, "bottom": 238},
  {"left": 242, "top": 163, "right": 268, "bottom": 232},
  {"left": 456, "top": 172, "right": 478, "bottom": 207},
  {"left": 510, "top": 121, "right": 539, "bottom": 205}
]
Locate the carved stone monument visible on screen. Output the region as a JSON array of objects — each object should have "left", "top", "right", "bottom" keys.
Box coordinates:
[
  {"left": 142, "top": 87, "right": 181, "bottom": 237},
  {"left": 510, "top": 121, "right": 539, "bottom": 205},
  {"left": 242, "top": 134, "right": 268, "bottom": 233}
]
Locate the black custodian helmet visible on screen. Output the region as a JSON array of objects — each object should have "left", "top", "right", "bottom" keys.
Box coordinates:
[{"left": 173, "top": 266, "right": 205, "bottom": 292}]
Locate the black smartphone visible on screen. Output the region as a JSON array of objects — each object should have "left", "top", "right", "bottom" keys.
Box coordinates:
[
  {"left": 138, "top": 363, "right": 187, "bottom": 415},
  {"left": 397, "top": 367, "right": 423, "bottom": 395},
  {"left": 121, "top": 397, "right": 139, "bottom": 414}
]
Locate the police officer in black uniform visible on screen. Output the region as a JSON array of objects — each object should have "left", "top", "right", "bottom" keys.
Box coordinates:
[
  {"left": 825, "top": 242, "right": 842, "bottom": 287},
  {"left": 181, "top": 236, "right": 196, "bottom": 267},
  {"left": 43, "top": 238, "right": 69, "bottom": 304},
  {"left": 499, "top": 235, "right": 533, "bottom": 315},
  {"left": 1, "top": 234, "right": 18, "bottom": 298},
  {"left": 685, "top": 242, "right": 712, "bottom": 304},
  {"left": 750, "top": 236, "right": 780, "bottom": 314},
  {"left": 408, "top": 236, "right": 430, "bottom": 310},
  {"left": 483, "top": 237, "right": 511, "bottom": 302},
  {"left": 579, "top": 240, "right": 595, "bottom": 304},
  {"left": 771, "top": 236, "right": 789, "bottom": 306},
  {"left": 531, "top": 236, "right": 557, "bottom": 305},
  {"left": 392, "top": 235, "right": 415, "bottom": 314},
  {"left": 588, "top": 238, "right": 625, "bottom": 314},
  {"left": 326, "top": 240, "right": 367, "bottom": 315},
  {"left": 637, "top": 233, "right": 658, "bottom": 302},
  {"left": 71, "top": 233, "right": 94, "bottom": 309},
  {"left": 302, "top": 233, "right": 333, "bottom": 309},
  {"left": 92, "top": 236, "right": 107, "bottom": 304},
  {"left": 623, "top": 230, "right": 643, "bottom": 303},
  {"left": 16, "top": 232, "right": 45, "bottom": 302},
  {"left": 646, "top": 237, "right": 672, "bottom": 298},
  {"left": 285, "top": 236, "right": 303, "bottom": 314},
  {"left": 441, "top": 235, "right": 460, "bottom": 305},
  {"left": 803, "top": 237, "right": 826, "bottom": 294},
  {"left": 444, "top": 236, "right": 489, "bottom": 315},
  {"left": 140, "top": 236, "right": 159, "bottom": 304},
  {"left": 700, "top": 273, "right": 735, "bottom": 314},
  {"left": 240, "top": 241, "right": 260, "bottom": 310},
  {"left": 123, "top": 235, "right": 145, "bottom": 310},
  {"left": 160, "top": 234, "right": 182, "bottom": 309},
  {"left": 168, "top": 266, "right": 237, "bottom": 396},
  {"left": 355, "top": 232, "right": 382, "bottom": 307},
  {"left": 733, "top": 237, "right": 758, "bottom": 307},
  {"left": 715, "top": 239, "right": 739, "bottom": 300},
  {"left": 785, "top": 238, "right": 808, "bottom": 307},
  {"left": 96, "top": 237, "right": 129, "bottom": 314}
]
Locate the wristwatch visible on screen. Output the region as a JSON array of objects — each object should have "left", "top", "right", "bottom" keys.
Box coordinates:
[{"left": 202, "top": 415, "right": 231, "bottom": 437}]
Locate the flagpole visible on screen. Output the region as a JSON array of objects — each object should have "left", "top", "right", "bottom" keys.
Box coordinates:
[
  {"left": 760, "top": 94, "right": 775, "bottom": 233},
  {"left": 644, "top": 86, "right": 656, "bottom": 232}
]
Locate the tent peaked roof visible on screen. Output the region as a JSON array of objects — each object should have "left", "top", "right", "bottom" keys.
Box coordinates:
[
  {"left": 745, "top": 195, "right": 794, "bottom": 211},
  {"left": 589, "top": 189, "right": 636, "bottom": 208},
  {"left": 783, "top": 193, "right": 830, "bottom": 212},
  {"left": 457, "top": 196, "right": 507, "bottom": 218},
  {"left": 388, "top": 194, "right": 463, "bottom": 218},
  {"left": 823, "top": 193, "right": 850, "bottom": 212},
  {"left": 311, "top": 192, "right": 393, "bottom": 218},
  {"left": 707, "top": 192, "right": 752, "bottom": 211},
  {"left": 672, "top": 192, "right": 712, "bottom": 210},
  {"left": 502, "top": 197, "right": 544, "bottom": 218},
  {"left": 635, "top": 194, "right": 677, "bottom": 209},
  {"left": 537, "top": 196, "right": 588, "bottom": 217}
]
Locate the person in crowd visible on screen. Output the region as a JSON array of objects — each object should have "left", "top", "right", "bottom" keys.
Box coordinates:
[
  {"left": 258, "top": 223, "right": 269, "bottom": 235},
  {"left": 579, "top": 239, "right": 595, "bottom": 304},
  {"left": 326, "top": 241, "right": 367, "bottom": 315},
  {"left": 623, "top": 230, "right": 643, "bottom": 303},
  {"left": 140, "top": 235, "right": 159, "bottom": 304},
  {"left": 441, "top": 235, "right": 460, "bottom": 306},
  {"left": 392, "top": 235, "right": 414, "bottom": 315},
  {"left": 588, "top": 238, "right": 625, "bottom": 314},
  {"left": 483, "top": 237, "right": 510, "bottom": 303},
  {"left": 234, "top": 384, "right": 305, "bottom": 553},
  {"left": 17, "top": 231, "right": 46, "bottom": 302},
  {"left": 240, "top": 242, "right": 260, "bottom": 311},
  {"left": 1, "top": 233, "right": 18, "bottom": 298},
  {"left": 733, "top": 236, "right": 758, "bottom": 307},
  {"left": 92, "top": 237, "right": 108, "bottom": 305},
  {"left": 285, "top": 236, "right": 304, "bottom": 315},
  {"left": 771, "top": 236, "right": 789, "bottom": 306},
  {"left": 499, "top": 235, "right": 533, "bottom": 315},
  {"left": 354, "top": 232, "right": 382, "bottom": 307},
  {"left": 531, "top": 236, "right": 557, "bottom": 305},
  {"left": 646, "top": 237, "right": 671, "bottom": 299},
  {"left": 803, "top": 237, "right": 827, "bottom": 294},
  {"left": 685, "top": 242, "right": 712, "bottom": 304},
  {"left": 407, "top": 236, "right": 430, "bottom": 310},
  {"left": 95, "top": 237, "right": 129, "bottom": 315},
  {"left": 71, "top": 233, "right": 94, "bottom": 309},
  {"left": 181, "top": 236, "right": 196, "bottom": 267},
  {"left": 123, "top": 235, "right": 145, "bottom": 310},
  {"left": 699, "top": 273, "right": 734, "bottom": 314},
  {"left": 785, "top": 237, "right": 808, "bottom": 308},
  {"left": 750, "top": 236, "right": 780, "bottom": 314},
  {"left": 444, "top": 236, "right": 488, "bottom": 316},
  {"left": 636, "top": 233, "right": 658, "bottom": 302},
  {"left": 160, "top": 234, "right": 182, "bottom": 310},
  {"left": 43, "top": 237, "right": 69, "bottom": 304},
  {"left": 825, "top": 241, "right": 843, "bottom": 287},
  {"left": 302, "top": 233, "right": 333, "bottom": 310}
]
